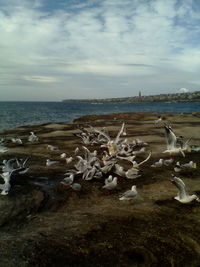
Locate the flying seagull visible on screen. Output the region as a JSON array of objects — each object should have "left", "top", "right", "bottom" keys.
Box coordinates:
[
  {"left": 170, "top": 175, "right": 200, "bottom": 204},
  {"left": 163, "top": 126, "right": 185, "bottom": 156}
]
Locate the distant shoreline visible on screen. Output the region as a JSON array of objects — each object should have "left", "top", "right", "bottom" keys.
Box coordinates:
[
  {"left": 63, "top": 91, "right": 200, "bottom": 103},
  {"left": 63, "top": 99, "right": 200, "bottom": 103}
]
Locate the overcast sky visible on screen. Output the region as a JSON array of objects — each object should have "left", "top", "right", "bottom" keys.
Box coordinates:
[{"left": 0, "top": 0, "right": 200, "bottom": 101}]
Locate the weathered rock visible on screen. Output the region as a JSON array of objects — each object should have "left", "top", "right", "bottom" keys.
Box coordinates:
[{"left": 0, "top": 112, "right": 200, "bottom": 266}]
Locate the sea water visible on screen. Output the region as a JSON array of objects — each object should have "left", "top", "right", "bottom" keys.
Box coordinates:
[{"left": 0, "top": 101, "right": 200, "bottom": 130}]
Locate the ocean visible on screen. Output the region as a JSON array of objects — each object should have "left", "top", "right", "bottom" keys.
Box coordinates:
[{"left": 0, "top": 101, "right": 200, "bottom": 131}]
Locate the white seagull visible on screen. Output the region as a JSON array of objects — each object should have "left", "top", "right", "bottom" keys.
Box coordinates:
[
  {"left": 154, "top": 116, "right": 162, "bottom": 124},
  {"left": 163, "top": 126, "right": 185, "bottom": 156},
  {"left": 47, "top": 145, "right": 60, "bottom": 152},
  {"left": 102, "top": 175, "right": 118, "bottom": 190},
  {"left": 0, "top": 145, "right": 8, "bottom": 153},
  {"left": 170, "top": 175, "right": 200, "bottom": 204},
  {"left": 174, "top": 161, "right": 196, "bottom": 172},
  {"left": 66, "top": 157, "right": 73, "bottom": 164},
  {"left": 0, "top": 172, "right": 11, "bottom": 195},
  {"left": 61, "top": 174, "right": 74, "bottom": 186},
  {"left": 119, "top": 185, "right": 138, "bottom": 201},
  {"left": 163, "top": 158, "right": 174, "bottom": 166},
  {"left": 125, "top": 168, "right": 141, "bottom": 179},
  {"left": 92, "top": 123, "right": 125, "bottom": 156},
  {"left": 60, "top": 153, "right": 67, "bottom": 158},
  {"left": 11, "top": 137, "right": 23, "bottom": 144},
  {"left": 70, "top": 183, "right": 82, "bottom": 191},
  {"left": 46, "top": 159, "right": 59, "bottom": 167},
  {"left": 151, "top": 159, "right": 164, "bottom": 168},
  {"left": 28, "top": 132, "right": 39, "bottom": 142}
]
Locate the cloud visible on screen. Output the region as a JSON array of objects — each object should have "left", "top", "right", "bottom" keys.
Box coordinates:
[
  {"left": 23, "top": 75, "right": 58, "bottom": 83},
  {"left": 0, "top": 0, "right": 200, "bottom": 100},
  {"left": 178, "top": 88, "right": 190, "bottom": 93}
]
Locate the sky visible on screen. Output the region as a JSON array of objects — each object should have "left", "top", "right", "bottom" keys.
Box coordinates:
[{"left": 0, "top": 0, "right": 200, "bottom": 101}]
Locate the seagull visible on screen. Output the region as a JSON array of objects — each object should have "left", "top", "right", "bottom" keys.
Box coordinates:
[
  {"left": 170, "top": 175, "right": 200, "bottom": 203},
  {"left": 181, "top": 161, "right": 197, "bottom": 169},
  {"left": 15, "top": 157, "right": 30, "bottom": 174},
  {"left": 0, "top": 172, "right": 11, "bottom": 195},
  {"left": 163, "top": 158, "right": 174, "bottom": 166},
  {"left": 151, "top": 159, "right": 164, "bottom": 168},
  {"left": 101, "top": 162, "right": 114, "bottom": 173},
  {"left": 105, "top": 175, "right": 113, "bottom": 183},
  {"left": 28, "top": 132, "right": 39, "bottom": 142},
  {"left": 1, "top": 158, "right": 16, "bottom": 172},
  {"left": 102, "top": 175, "right": 118, "bottom": 190},
  {"left": 60, "top": 153, "right": 67, "bottom": 158},
  {"left": 119, "top": 185, "right": 138, "bottom": 201},
  {"left": 114, "top": 164, "right": 126, "bottom": 177},
  {"left": 154, "top": 116, "right": 162, "bottom": 124},
  {"left": 163, "top": 126, "right": 185, "bottom": 156},
  {"left": 125, "top": 168, "right": 141, "bottom": 179},
  {"left": 11, "top": 137, "right": 23, "bottom": 144},
  {"left": 16, "top": 157, "right": 30, "bottom": 168},
  {"left": 191, "top": 145, "right": 200, "bottom": 152},
  {"left": 83, "top": 165, "right": 96, "bottom": 180},
  {"left": 47, "top": 145, "right": 60, "bottom": 152},
  {"left": 46, "top": 159, "right": 59, "bottom": 166},
  {"left": 0, "top": 137, "right": 7, "bottom": 145},
  {"left": 92, "top": 123, "right": 125, "bottom": 156},
  {"left": 174, "top": 161, "right": 196, "bottom": 172},
  {"left": 0, "top": 145, "right": 8, "bottom": 153},
  {"left": 0, "top": 166, "right": 29, "bottom": 195},
  {"left": 177, "top": 136, "right": 192, "bottom": 153},
  {"left": 66, "top": 157, "right": 73, "bottom": 164},
  {"left": 61, "top": 174, "right": 74, "bottom": 186},
  {"left": 70, "top": 183, "right": 82, "bottom": 191},
  {"left": 74, "top": 147, "right": 80, "bottom": 155}
]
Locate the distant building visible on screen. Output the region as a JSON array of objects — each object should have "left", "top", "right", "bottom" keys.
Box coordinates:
[{"left": 138, "top": 91, "right": 142, "bottom": 99}]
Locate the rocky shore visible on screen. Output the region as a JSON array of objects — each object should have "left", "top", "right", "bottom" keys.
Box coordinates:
[{"left": 0, "top": 112, "right": 200, "bottom": 267}]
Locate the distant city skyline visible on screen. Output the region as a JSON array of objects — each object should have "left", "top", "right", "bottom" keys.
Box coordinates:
[{"left": 0, "top": 0, "right": 200, "bottom": 101}]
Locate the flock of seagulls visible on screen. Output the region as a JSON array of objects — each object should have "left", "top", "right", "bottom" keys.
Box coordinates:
[
  {"left": 0, "top": 120, "right": 199, "bottom": 204},
  {"left": 0, "top": 157, "right": 29, "bottom": 195}
]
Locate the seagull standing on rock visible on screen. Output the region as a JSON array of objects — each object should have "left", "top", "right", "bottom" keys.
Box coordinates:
[
  {"left": 46, "top": 159, "right": 59, "bottom": 167},
  {"left": 102, "top": 175, "right": 118, "bottom": 190},
  {"left": 151, "top": 159, "right": 164, "bottom": 168},
  {"left": 28, "top": 132, "right": 39, "bottom": 142},
  {"left": 119, "top": 185, "right": 138, "bottom": 201},
  {"left": 174, "top": 161, "right": 196, "bottom": 172}
]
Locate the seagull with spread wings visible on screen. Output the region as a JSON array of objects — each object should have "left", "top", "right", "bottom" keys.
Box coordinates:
[
  {"left": 170, "top": 175, "right": 199, "bottom": 204},
  {"left": 163, "top": 126, "right": 185, "bottom": 156}
]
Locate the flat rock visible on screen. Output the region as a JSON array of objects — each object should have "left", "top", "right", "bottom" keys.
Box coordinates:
[{"left": 0, "top": 112, "right": 200, "bottom": 266}]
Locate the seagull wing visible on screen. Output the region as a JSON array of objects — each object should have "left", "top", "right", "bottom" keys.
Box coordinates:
[
  {"left": 138, "top": 151, "right": 152, "bottom": 166},
  {"left": 164, "top": 126, "right": 177, "bottom": 150},
  {"left": 90, "top": 126, "right": 110, "bottom": 142},
  {"left": 114, "top": 123, "right": 125, "bottom": 144},
  {"left": 171, "top": 176, "right": 188, "bottom": 199}
]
